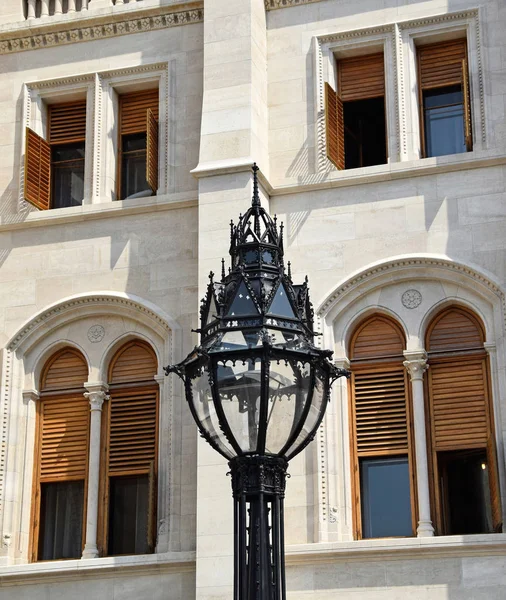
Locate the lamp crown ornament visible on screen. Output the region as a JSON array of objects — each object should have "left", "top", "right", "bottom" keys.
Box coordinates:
[{"left": 165, "top": 164, "right": 349, "bottom": 600}]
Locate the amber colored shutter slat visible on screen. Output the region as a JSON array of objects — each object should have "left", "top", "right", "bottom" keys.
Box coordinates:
[
  {"left": 119, "top": 89, "right": 159, "bottom": 135},
  {"left": 109, "top": 342, "right": 157, "bottom": 384},
  {"left": 352, "top": 317, "right": 405, "bottom": 360},
  {"left": 40, "top": 395, "right": 89, "bottom": 480},
  {"left": 325, "top": 82, "right": 344, "bottom": 170},
  {"left": 146, "top": 108, "right": 159, "bottom": 193},
  {"left": 24, "top": 128, "right": 51, "bottom": 211},
  {"left": 48, "top": 101, "right": 86, "bottom": 144},
  {"left": 428, "top": 359, "right": 488, "bottom": 450},
  {"left": 42, "top": 350, "right": 89, "bottom": 391},
  {"left": 418, "top": 39, "right": 467, "bottom": 90},
  {"left": 427, "top": 309, "right": 483, "bottom": 352},
  {"left": 462, "top": 57, "right": 473, "bottom": 151},
  {"left": 338, "top": 53, "right": 385, "bottom": 101},
  {"left": 487, "top": 431, "right": 502, "bottom": 532},
  {"left": 108, "top": 388, "right": 157, "bottom": 475},
  {"left": 352, "top": 368, "right": 409, "bottom": 455}
]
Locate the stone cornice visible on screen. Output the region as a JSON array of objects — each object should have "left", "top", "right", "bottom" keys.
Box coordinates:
[
  {"left": 265, "top": 0, "right": 322, "bottom": 9},
  {"left": 0, "top": 3, "right": 203, "bottom": 55}
]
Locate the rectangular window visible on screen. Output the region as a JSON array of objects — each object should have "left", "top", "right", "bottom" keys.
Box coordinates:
[
  {"left": 438, "top": 450, "right": 493, "bottom": 535},
  {"left": 417, "top": 39, "right": 472, "bottom": 158},
  {"left": 24, "top": 100, "right": 86, "bottom": 210},
  {"left": 38, "top": 481, "right": 84, "bottom": 560},
  {"left": 108, "top": 475, "right": 150, "bottom": 555},
  {"left": 326, "top": 52, "right": 387, "bottom": 170},
  {"left": 360, "top": 457, "right": 412, "bottom": 538},
  {"left": 117, "top": 89, "right": 159, "bottom": 200}
]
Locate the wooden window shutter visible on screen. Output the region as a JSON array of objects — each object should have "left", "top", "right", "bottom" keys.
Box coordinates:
[
  {"left": 418, "top": 39, "right": 467, "bottom": 90},
  {"left": 487, "top": 430, "right": 502, "bottom": 532},
  {"left": 351, "top": 315, "right": 405, "bottom": 360},
  {"left": 119, "top": 89, "right": 159, "bottom": 136},
  {"left": 462, "top": 57, "right": 473, "bottom": 151},
  {"left": 109, "top": 341, "right": 158, "bottom": 384},
  {"left": 147, "top": 460, "right": 156, "bottom": 551},
  {"left": 48, "top": 101, "right": 86, "bottom": 145},
  {"left": 39, "top": 395, "right": 90, "bottom": 481},
  {"left": 24, "top": 128, "right": 51, "bottom": 211},
  {"left": 146, "top": 108, "right": 159, "bottom": 193},
  {"left": 427, "top": 307, "right": 484, "bottom": 353},
  {"left": 325, "top": 82, "right": 344, "bottom": 170},
  {"left": 428, "top": 358, "right": 489, "bottom": 451},
  {"left": 337, "top": 53, "right": 385, "bottom": 101},
  {"left": 352, "top": 366, "right": 409, "bottom": 456}
]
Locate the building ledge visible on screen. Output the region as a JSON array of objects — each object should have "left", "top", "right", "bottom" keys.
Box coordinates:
[
  {"left": 0, "top": 191, "right": 197, "bottom": 232},
  {"left": 285, "top": 533, "right": 506, "bottom": 565},
  {"left": 0, "top": 551, "right": 196, "bottom": 584}
]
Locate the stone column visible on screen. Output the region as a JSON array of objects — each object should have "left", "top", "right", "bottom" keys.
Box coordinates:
[
  {"left": 82, "top": 383, "right": 109, "bottom": 559},
  {"left": 41, "top": 0, "right": 49, "bottom": 17},
  {"left": 54, "top": 0, "right": 63, "bottom": 14},
  {"left": 27, "top": 0, "right": 36, "bottom": 19},
  {"left": 403, "top": 351, "right": 434, "bottom": 537}
]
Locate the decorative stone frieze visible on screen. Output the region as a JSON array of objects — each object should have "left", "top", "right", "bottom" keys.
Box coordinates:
[
  {"left": 0, "top": 6, "right": 203, "bottom": 55},
  {"left": 265, "top": 0, "right": 322, "bottom": 9}
]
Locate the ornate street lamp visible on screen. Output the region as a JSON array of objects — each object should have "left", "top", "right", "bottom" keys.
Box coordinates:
[{"left": 166, "top": 164, "right": 348, "bottom": 600}]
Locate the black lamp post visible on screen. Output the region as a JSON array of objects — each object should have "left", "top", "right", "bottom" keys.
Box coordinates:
[{"left": 165, "top": 164, "right": 348, "bottom": 600}]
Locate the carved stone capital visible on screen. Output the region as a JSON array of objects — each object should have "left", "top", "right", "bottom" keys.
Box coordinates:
[
  {"left": 333, "top": 357, "right": 351, "bottom": 371},
  {"left": 84, "top": 382, "right": 110, "bottom": 411},
  {"left": 403, "top": 350, "right": 428, "bottom": 381},
  {"left": 22, "top": 389, "right": 39, "bottom": 404}
]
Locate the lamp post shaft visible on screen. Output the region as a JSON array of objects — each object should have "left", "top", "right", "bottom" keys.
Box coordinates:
[{"left": 230, "top": 456, "right": 288, "bottom": 600}]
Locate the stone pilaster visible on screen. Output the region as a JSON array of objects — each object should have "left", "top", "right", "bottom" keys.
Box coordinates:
[
  {"left": 82, "top": 383, "right": 109, "bottom": 559},
  {"left": 403, "top": 350, "right": 434, "bottom": 537}
]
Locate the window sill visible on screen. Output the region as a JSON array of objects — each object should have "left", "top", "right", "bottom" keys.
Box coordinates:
[
  {"left": 0, "top": 192, "right": 197, "bottom": 232},
  {"left": 270, "top": 149, "right": 506, "bottom": 196},
  {"left": 0, "top": 551, "right": 196, "bottom": 581},
  {"left": 285, "top": 533, "right": 506, "bottom": 565}
]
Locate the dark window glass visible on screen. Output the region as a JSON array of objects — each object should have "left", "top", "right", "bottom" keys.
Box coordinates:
[
  {"left": 108, "top": 475, "right": 150, "bottom": 555},
  {"left": 227, "top": 281, "right": 259, "bottom": 317},
  {"left": 268, "top": 283, "right": 295, "bottom": 319},
  {"left": 343, "top": 97, "right": 387, "bottom": 169},
  {"left": 361, "top": 457, "right": 412, "bottom": 538},
  {"left": 120, "top": 133, "right": 151, "bottom": 199},
  {"left": 51, "top": 143, "right": 85, "bottom": 209},
  {"left": 38, "top": 481, "right": 84, "bottom": 560},
  {"left": 423, "top": 85, "right": 466, "bottom": 158},
  {"left": 439, "top": 450, "right": 493, "bottom": 535}
]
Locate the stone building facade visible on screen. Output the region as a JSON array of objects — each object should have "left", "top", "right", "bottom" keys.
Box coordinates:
[{"left": 0, "top": 0, "right": 505, "bottom": 599}]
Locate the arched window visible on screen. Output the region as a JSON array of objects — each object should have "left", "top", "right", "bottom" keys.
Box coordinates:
[
  {"left": 426, "top": 306, "right": 501, "bottom": 534},
  {"left": 349, "top": 315, "right": 416, "bottom": 538},
  {"left": 99, "top": 340, "right": 159, "bottom": 556},
  {"left": 31, "top": 348, "right": 89, "bottom": 561}
]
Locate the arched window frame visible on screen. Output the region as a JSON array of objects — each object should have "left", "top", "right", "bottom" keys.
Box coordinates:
[
  {"left": 97, "top": 339, "right": 159, "bottom": 557},
  {"left": 348, "top": 314, "right": 418, "bottom": 539},
  {"left": 424, "top": 305, "right": 502, "bottom": 535},
  {"left": 30, "top": 347, "right": 90, "bottom": 562}
]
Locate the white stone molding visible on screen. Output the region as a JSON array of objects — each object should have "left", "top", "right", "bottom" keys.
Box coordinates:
[
  {"left": 154, "top": 373, "right": 171, "bottom": 552},
  {"left": 265, "top": 0, "right": 321, "bottom": 9},
  {"left": 314, "top": 25, "right": 398, "bottom": 173},
  {"left": 82, "top": 383, "right": 110, "bottom": 559},
  {"left": 21, "top": 75, "right": 95, "bottom": 212},
  {"left": 397, "top": 9, "right": 485, "bottom": 158},
  {"left": 315, "top": 255, "right": 506, "bottom": 544},
  {"left": 1, "top": 292, "right": 182, "bottom": 563},
  {"left": 1, "top": 6, "right": 204, "bottom": 55},
  {"left": 100, "top": 62, "right": 170, "bottom": 200},
  {"left": 403, "top": 350, "right": 434, "bottom": 537}
]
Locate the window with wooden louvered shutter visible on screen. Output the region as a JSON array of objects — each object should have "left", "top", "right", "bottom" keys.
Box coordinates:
[
  {"left": 24, "top": 100, "right": 86, "bottom": 211},
  {"left": 31, "top": 348, "right": 89, "bottom": 562},
  {"left": 417, "top": 39, "right": 473, "bottom": 157},
  {"left": 426, "top": 307, "right": 501, "bottom": 534},
  {"left": 326, "top": 52, "right": 387, "bottom": 170},
  {"left": 349, "top": 315, "right": 416, "bottom": 539},
  {"left": 100, "top": 340, "right": 158, "bottom": 555},
  {"left": 118, "top": 89, "right": 159, "bottom": 200}
]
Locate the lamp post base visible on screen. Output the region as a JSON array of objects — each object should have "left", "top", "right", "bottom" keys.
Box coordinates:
[{"left": 229, "top": 455, "right": 288, "bottom": 600}]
